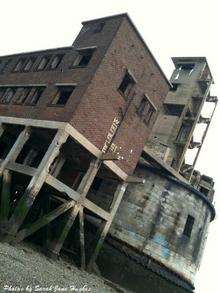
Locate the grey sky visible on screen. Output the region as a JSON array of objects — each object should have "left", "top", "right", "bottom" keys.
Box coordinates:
[{"left": 0, "top": 1, "right": 219, "bottom": 292}]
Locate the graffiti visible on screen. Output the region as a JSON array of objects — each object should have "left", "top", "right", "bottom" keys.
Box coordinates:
[{"left": 102, "top": 117, "right": 120, "bottom": 153}]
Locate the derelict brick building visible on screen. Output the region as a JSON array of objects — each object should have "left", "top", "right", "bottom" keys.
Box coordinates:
[{"left": 0, "top": 14, "right": 217, "bottom": 293}]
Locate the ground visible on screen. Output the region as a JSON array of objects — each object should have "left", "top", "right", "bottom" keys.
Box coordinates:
[{"left": 0, "top": 242, "right": 118, "bottom": 293}]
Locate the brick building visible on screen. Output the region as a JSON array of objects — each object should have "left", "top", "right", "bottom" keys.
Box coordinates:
[{"left": 0, "top": 14, "right": 217, "bottom": 293}]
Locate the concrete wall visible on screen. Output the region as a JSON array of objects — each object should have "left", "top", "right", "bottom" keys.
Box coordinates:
[{"left": 103, "top": 166, "right": 213, "bottom": 285}]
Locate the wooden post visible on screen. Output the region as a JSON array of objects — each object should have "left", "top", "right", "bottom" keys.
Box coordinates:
[
  {"left": 0, "top": 126, "right": 31, "bottom": 175},
  {"left": 87, "top": 182, "right": 128, "bottom": 270},
  {"left": 0, "top": 170, "right": 12, "bottom": 225},
  {"left": 7, "top": 129, "right": 68, "bottom": 235},
  {"left": 79, "top": 206, "right": 86, "bottom": 269},
  {"left": 49, "top": 158, "right": 101, "bottom": 256}
]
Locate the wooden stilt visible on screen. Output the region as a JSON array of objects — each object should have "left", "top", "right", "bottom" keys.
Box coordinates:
[
  {"left": 7, "top": 129, "right": 68, "bottom": 235},
  {"left": 0, "top": 170, "right": 12, "bottom": 225},
  {"left": 87, "top": 182, "right": 128, "bottom": 270},
  {"left": 79, "top": 207, "right": 86, "bottom": 269},
  {"left": 49, "top": 158, "right": 101, "bottom": 255}
]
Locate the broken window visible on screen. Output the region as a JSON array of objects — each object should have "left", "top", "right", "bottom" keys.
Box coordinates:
[
  {"left": 72, "top": 49, "right": 94, "bottom": 67},
  {"left": 183, "top": 215, "right": 195, "bottom": 238},
  {"left": 13, "top": 87, "right": 31, "bottom": 104},
  {"left": 23, "top": 57, "right": 36, "bottom": 72},
  {"left": 37, "top": 56, "right": 50, "bottom": 70},
  {"left": 13, "top": 59, "right": 25, "bottom": 72},
  {"left": 28, "top": 87, "right": 44, "bottom": 105},
  {"left": 164, "top": 104, "right": 184, "bottom": 116},
  {"left": 118, "top": 71, "right": 135, "bottom": 99},
  {"left": 0, "top": 88, "right": 16, "bottom": 104},
  {"left": 137, "top": 95, "right": 156, "bottom": 125},
  {"left": 50, "top": 54, "right": 64, "bottom": 69},
  {"left": 52, "top": 86, "right": 75, "bottom": 105},
  {"left": 92, "top": 22, "right": 105, "bottom": 33}
]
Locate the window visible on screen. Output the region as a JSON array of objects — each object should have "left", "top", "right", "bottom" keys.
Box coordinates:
[
  {"left": 13, "top": 87, "right": 31, "bottom": 104},
  {"left": 72, "top": 49, "right": 94, "bottom": 67},
  {"left": 13, "top": 59, "right": 25, "bottom": 72},
  {"left": 52, "top": 86, "right": 75, "bottom": 105},
  {"left": 24, "top": 57, "right": 36, "bottom": 72},
  {"left": 199, "top": 186, "right": 209, "bottom": 197},
  {"left": 93, "top": 22, "right": 105, "bottom": 33},
  {"left": 0, "top": 59, "right": 11, "bottom": 74},
  {"left": 0, "top": 88, "right": 16, "bottom": 104},
  {"left": 50, "top": 54, "right": 64, "bottom": 69},
  {"left": 28, "top": 88, "right": 44, "bottom": 105},
  {"left": 137, "top": 95, "right": 156, "bottom": 125},
  {"left": 37, "top": 56, "right": 50, "bottom": 70},
  {"left": 164, "top": 104, "right": 184, "bottom": 116},
  {"left": 118, "top": 71, "right": 135, "bottom": 99},
  {"left": 91, "top": 177, "right": 103, "bottom": 192},
  {"left": 183, "top": 215, "right": 195, "bottom": 238}
]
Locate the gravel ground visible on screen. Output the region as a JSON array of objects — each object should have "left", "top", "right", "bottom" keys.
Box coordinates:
[{"left": 0, "top": 242, "right": 117, "bottom": 293}]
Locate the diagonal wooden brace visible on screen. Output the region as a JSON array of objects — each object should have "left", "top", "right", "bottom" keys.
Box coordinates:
[{"left": 7, "top": 129, "right": 68, "bottom": 235}]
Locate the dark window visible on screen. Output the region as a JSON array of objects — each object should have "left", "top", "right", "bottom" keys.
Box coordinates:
[
  {"left": 199, "top": 186, "right": 209, "bottom": 197},
  {"left": 28, "top": 88, "right": 44, "bottom": 105},
  {"left": 0, "top": 88, "right": 16, "bottom": 104},
  {"left": 52, "top": 86, "right": 75, "bottom": 105},
  {"left": 138, "top": 97, "right": 147, "bottom": 116},
  {"left": 13, "top": 87, "right": 31, "bottom": 104},
  {"left": 23, "top": 57, "right": 36, "bottom": 72},
  {"left": 13, "top": 59, "right": 25, "bottom": 72},
  {"left": 72, "top": 50, "right": 94, "bottom": 67},
  {"left": 50, "top": 54, "right": 64, "bottom": 69},
  {"left": 93, "top": 22, "right": 105, "bottom": 33},
  {"left": 183, "top": 215, "right": 195, "bottom": 238},
  {"left": 37, "top": 56, "right": 50, "bottom": 70},
  {"left": 178, "top": 63, "right": 195, "bottom": 70},
  {"left": 119, "top": 72, "right": 135, "bottom": 99},
  {"left": 164, "top": 104, "right": 184, "bottom": 116}
]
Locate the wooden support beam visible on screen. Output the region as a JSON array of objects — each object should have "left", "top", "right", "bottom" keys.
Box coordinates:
[
  {"left": 0, "top": 126, "right": 31, "bottom": 175},
  {"left": 49, "top": 158, "right": 102, "bottom": 255},
  {"left": 87, "top": 182, "right": 127, "bottom": 269},
  {"left": 16, "top": 200, "right": 76, "bottom": 242},
  {"left": 87, "top": 182, "right": 128, "bottom": 270},
  {"left": 0, "top": 123, "right": 5, "bottom": 137},
  {"left": 0, "top": 170, "right": 12, "bottom": 225},
  {"left": 79, "top": 207, "right": 86, "bottom": 269},
  {"left": 7, "top": 129, "right": 69, "bottom": 235}
]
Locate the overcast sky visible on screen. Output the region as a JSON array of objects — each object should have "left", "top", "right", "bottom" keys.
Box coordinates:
[{"left": 0, "top": 0, "right": 219, "bottom": 292}]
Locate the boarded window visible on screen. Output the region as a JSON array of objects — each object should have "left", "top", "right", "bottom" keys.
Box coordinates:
[
  {"left": 50, "top": 54, "right": 64, "bottom": 69},
  {"left": 37, "top": 56, "right": 50, "bottom": 70},
  {"left": 13, "top": 87, "right": 31, "bottom": 104},
  {"left": 28, "top": 88, "right": 44, "bottom": 105},
  {"left": 24, "top": 57, "right": 36, "bottom": 72},
  {"left": 118, "top": 71, "right": 135, "bottom": 99},
  {"left": 52, "top": 86, "right": 75, "bottom": 105},
  {"left": 13, "top": 59, "right": 25, "bottom": 72},
  {"left": 183, "top": 215, "right": 195, "bottom": 238},
  {"left": 0, "top": 88, "right": 16, "bottom": 104}
]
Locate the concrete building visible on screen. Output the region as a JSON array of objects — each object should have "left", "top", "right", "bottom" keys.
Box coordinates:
[{"left": 0, "top": 14, "right": 217, "bottom": 292}]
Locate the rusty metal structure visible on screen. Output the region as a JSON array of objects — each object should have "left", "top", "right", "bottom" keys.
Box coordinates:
[{"left": 0, "top": 14, "right": 217, "bottom": 293}]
